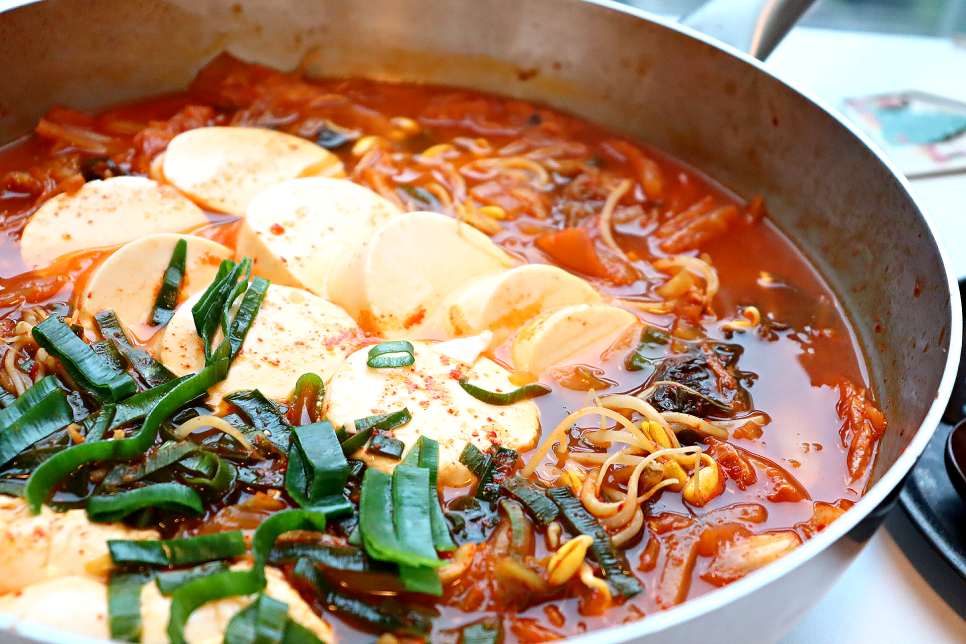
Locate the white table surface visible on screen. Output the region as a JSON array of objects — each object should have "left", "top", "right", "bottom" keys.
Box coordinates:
[{"left": 2, "top": 2, "right": 966, "bottom": 642}]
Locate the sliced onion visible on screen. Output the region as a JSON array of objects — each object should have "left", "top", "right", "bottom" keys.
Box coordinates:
[{"left": 174, "top": 414, "right": 254, "bottom": 451}]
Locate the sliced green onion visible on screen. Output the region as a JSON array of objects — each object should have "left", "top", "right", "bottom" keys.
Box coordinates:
[
  {"left": 213, "top": 275, "right": 269, "bottom": 364},
  {"left": 220, "top": 262, "right": 253, "bottom": 336},
  {"left": 103, "top": 440, "right": 202, "bottom": 486},
  {"left": 109, "top": 530, "right": 246, "bottom": 566},
  {"left": 458, "top": 378, "right": 550, "bottom": 406},
  {"left": 0, "top": 374, "right": 61, "bottom": 431},
  {"left": 149, "top": 238, "right": 188, "bottom": 327},
  {"left": 191, "top": 259, "right": 242, "bottom": 361},
  {"left": 80, "top": 404, "right": 116, "bottom": 444},
  {"left": 476, "top": 445, "right": 519, "bottom": 502},
  {"left": 108, "top": 571, "right": 150, "bottom": 643},
  {"left": 367, "top": 434, "right": 404, "bottom": 460},
  {"left": 90, "top": 339, "right": 127, "bottom": 374},
  {"left": 460, "top": 616, "right": 504, "bottom": 644},
  {"left": 288, "top": 373, "right": 324, "bottom": 425},
  {"left": 167, "top": 510, "right": 327, "bottom": 644},
  {"left": 338, "top": 427, "right": 373, "bottom": 457},
  {"left": 108, "top": 375, "right": 191, "bottom": 432},
  {"left": 285, "top": 422, "right": 351, "bottom": 517},
  {"left": 282, "top": 621, "right": 327, "bottom": 644},
  {"left": 192, "top": 258, "right": 262, "bottom": 364},
  {"left": 95, "top": 311, "right": 176, "bottom": 387},
  {"left": 499, "top": 476, "right": 558, "bottom": 527},
  {"left": 223, "top": 592, "right": 290, "bottom": 644},
  {"left": 366, "top": 341, "right": 415, "bottom": 369},
  {"left": 292, "top": 558, "right": 431, "bottom": 637},
  {"left": 340, "top": 408, "right": 411, "bottom": 456},
  {"left": 415, "top": 437, "right": 456, "bottom": 551},
  {"left": 88, "top": 483, "right": 204, "bottom": 522},
  {"left": 2, "top": 444, "right": 64, "bottom": 476},
  {"left": 352, "top": 408, "right": 413, "bottom": 434},
  {"left": 24, "top": 359, "right": 229, "bottom": 514},
  {"left": 0, "top": 478, "right": 25, "bottom": 497},
  {"left": 546, "top": 486, "right": 642, "bottom": 598},
  {"left": 32, "top": 316, "right": 136, "bottom": 402},
  {"left": 359, "top": 468, "right": 441, "bottom": 571},
  {"left": 397, "top": 563, "right": 440, "bottom": 596},
  {"left": 0, "top": 389, "right": 73, "bottom": 468},
  {"left": 180, "top": 450, "right": 237, "bottom": 494},
  {"left": 397, "top": 436, "right": 454, "bottom": 551},
  {"left": 155, "top": 561, "right": 230, "bottom": 596},
  {"left": 224, "top": 389, "right": 292, "bottom": 453},
  {"left": 268, "top": 543, "right": 398, "bottom": 578},
  {"left": 393, "top": 466, "right": 441, "bottom": 594},
  {"left": 459, "top": 443, "right": 488, "bottom": 478}
]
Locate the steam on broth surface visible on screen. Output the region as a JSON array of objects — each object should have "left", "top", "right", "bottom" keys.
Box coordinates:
[{"left": 0, "top": 53, "right": 885, "bottom": 644}]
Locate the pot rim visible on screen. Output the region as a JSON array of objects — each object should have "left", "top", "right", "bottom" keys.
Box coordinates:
[{"left": 0, "top": 0, "right": 960, "bottom": 642}]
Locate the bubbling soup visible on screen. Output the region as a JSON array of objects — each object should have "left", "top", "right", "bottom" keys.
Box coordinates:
[{"left": 0, "top": 53, "right": 886, "bottom": 644}]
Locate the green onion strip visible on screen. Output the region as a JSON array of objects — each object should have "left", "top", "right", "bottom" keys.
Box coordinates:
[
  {"left": 458, "top": 378, "right": 550, "bottom": 406},
  {"left": 366, "top": 341, "right": 415, "bottom": 369},
  {"left": 0, "top": 388, "right": 73, "bottom": 468},
  {"left": 149, "top": 238, "right": 188, "bottom": 327},
  {"left": 32, "top": 316, "right": 137, "bottom": 402},
  {"left": 24, "top": 358, "right": 229, "bottom": 514},
  {"left": 166, "top": 509, "right": 327, "bottom": 644},
  {"left": 284, "top": 422, "right": 352, "bottom": 518},
  {"left": 87, "top": 483, "right": 204, "bottom": 523}
]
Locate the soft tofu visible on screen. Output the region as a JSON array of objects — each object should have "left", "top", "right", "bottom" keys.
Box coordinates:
[
  {"left": 0, "top": 565, "right": 333, "bottom": 644},
  {"left": 323, "top": 340, "right": 540, "bottom": 487},
  {"left": 0, "top": 496, "right": 158, "bottom": 594},
  {"left": 442, "top": 264, "right": 601, "bottom": 347},
  {"left": 237, "top": 177, "right": 403, "bottom": 297},
  {"left": 19, "top": 176, "right": 209, "bottom": 270},
  {"left": 0, "top": 575, "right": 111, "bottom": 639},
  {"left": 160, "top": 284, "right": 364, "bottom": 404},
  {"left": 326, "top": 211, "right": 514, "bottom": 338},
  {"left": 511, "top": 304, "right": 639, "bottom": 374},
  {"left": 80, "top": 233, "right": 232, "bottom": 338},
  {"left": 161, "top": 126, "right": 345, "bottom": 214}
]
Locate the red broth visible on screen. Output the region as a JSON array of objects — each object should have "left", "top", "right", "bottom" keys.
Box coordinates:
[{"left": 0, "top": 54, "right": 885, "bottom": 643}]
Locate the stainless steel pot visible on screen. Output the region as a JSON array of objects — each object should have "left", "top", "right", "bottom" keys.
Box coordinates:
[{"left": 0, "top": 0, "right": 959, "bottom": 642}]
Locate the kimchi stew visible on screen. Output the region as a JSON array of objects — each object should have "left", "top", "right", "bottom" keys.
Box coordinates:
[{"left": 0, "top": 53, "right": 887, "bottom": 644}]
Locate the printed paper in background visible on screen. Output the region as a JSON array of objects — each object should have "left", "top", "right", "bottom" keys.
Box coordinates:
[{"left": 842, "top": 91, "right": 966, "bottom": 178}]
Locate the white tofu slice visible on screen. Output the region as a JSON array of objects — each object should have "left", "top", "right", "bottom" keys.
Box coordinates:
[
  {"left": 19, "top": 176, "right": 209, "bottom": 270},
  {"left": 237, "top": 177, "right": 403, "bottom": 297},
  {"left": 441, "top": 264, "right": 601, "bottom": 347},
  {"left": 0, "top": 496, "right": 158, "bottom": 594},
  {"left": 80, "top": 233, "right": 232, "bottom": 338},
  {"left": 160, "top": 284, "right": 364, "bottom": 404},
  {"left": 141, "top": 564, "right": 333, "bottom": 644},
  {"left": 326, "top": 212, "right": 514, "bottom": 339},
  {"left": 0, "top": 566, "right": 333, "bottom": 644},
  {"left": 323, "top": 340, "right": 540, "bottom": 487},
  {"left": 0, "top": 575, "right": 111, "bottom": 640},
  {"left": 162, "top": 126, "right": 345, "bottom": 214},
  {"left": 511, "top": 304, "right": 639, "bottom": 374}
]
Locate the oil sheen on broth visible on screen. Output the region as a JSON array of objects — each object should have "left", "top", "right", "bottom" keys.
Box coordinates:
[{"left": 0, "top": 53, "right": 886, "bottom": 644}]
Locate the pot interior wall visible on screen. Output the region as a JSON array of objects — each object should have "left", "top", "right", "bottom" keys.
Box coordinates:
[{"left": 0, "top": 0, "right": 953, "bottom": 486}]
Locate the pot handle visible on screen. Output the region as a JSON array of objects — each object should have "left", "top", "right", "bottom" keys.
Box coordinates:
[{"left": 681, "top": 0, "right": 816, "bottom": 60}]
